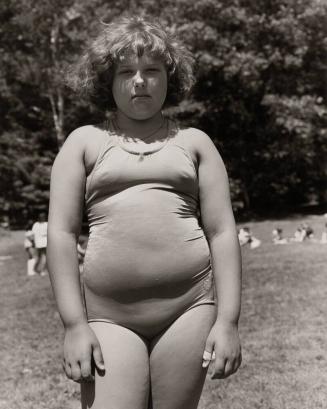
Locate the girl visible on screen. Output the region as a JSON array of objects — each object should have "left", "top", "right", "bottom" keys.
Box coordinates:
[
  {"left": 24, "top": 223, "right": 36, "bottom": 276},
  {"left": 47, "top": 16, "right": 242, "bottom": 409},
  {"left": 32, "top": 212, "right": 48, "bottom": 275}
]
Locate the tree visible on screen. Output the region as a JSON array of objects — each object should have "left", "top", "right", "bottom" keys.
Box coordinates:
[
  {"left": 1, "top": 0, "right": 326, "bottom": 225},
  {"left": 157, "top": 0, "right": 327, "bottom": 211}
]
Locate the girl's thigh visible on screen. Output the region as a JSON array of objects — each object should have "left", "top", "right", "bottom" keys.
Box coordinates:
[
  {"left": 149, "top": 304, "right": 216, "bottom": 409},
  {"left": 81, "top": 321, "right": 150, "bottom": 409}
]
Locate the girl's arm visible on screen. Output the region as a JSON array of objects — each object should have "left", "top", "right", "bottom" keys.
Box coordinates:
[
  {"left": 194, "top": 130, "right": 242, "bottom": 379},
  {"left": 47, "top": 129, "right": 105, "bottom": 382}
]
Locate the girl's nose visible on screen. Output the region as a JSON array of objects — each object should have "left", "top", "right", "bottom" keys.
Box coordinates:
[{"left": 134, "top": 71, "right": 145, "bottom": 88}]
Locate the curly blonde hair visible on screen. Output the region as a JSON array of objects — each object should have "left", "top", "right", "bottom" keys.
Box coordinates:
[{"left": 65, "top": 15, "right": 195, "bottom": 111}]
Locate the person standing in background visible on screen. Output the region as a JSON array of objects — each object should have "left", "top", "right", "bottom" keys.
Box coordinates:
[
  {"left": 24, "top": 220, "right": 36, "bottom": 276},
  {"left": 32, "top": 212, "right": 48, "bottom": 276}
]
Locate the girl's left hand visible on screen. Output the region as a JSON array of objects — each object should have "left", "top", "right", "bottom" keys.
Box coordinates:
[{"left": 202, "top": 320, "right": 242, "bottom": 379}]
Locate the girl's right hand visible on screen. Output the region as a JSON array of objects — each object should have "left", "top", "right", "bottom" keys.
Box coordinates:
[{"left": 63, "top": 322, "right": 105, "bottom": 383}]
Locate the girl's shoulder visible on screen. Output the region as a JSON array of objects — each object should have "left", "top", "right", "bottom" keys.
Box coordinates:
[
  {"left": 174, "top": 125, "right": 218, "bottom": 156},
  {"left": 63, "top": 123, "right": 109, "bottom": 174},
  {"left": 64, "top": 124, "right": 107, "bottom": 150}
]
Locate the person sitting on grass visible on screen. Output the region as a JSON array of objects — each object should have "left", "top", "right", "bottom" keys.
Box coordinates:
[
  {"left": 321, "top": 223, "right": 327, "bottom": 244},
  {"left": 238, "top": 227, "right": 251, "bottom": 246},
  {"left": 238, "top": 227, "right": 261, "bottom": 249},
  {"left": 301, "top": 223, "right": 314, "bottom": 240},
  {"left": 291, "top": 227, "right": 306, "bottom": 242},
  {"left": 272, "top": 228, "right": 288, "bottom": 245}
]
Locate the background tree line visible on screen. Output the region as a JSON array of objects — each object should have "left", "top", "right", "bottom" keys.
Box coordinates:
[{"left": 1, "top": 0, "right": 326, "bottom": 227}]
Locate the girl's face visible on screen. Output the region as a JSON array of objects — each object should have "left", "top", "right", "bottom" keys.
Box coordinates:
[{"left": 112, "top": 53, "right": 167, "bottom": 120}]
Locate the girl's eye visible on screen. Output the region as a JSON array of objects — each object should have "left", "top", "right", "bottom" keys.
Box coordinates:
[
  {"left": 146, "top": 68, "right": 159, "bottom": 72},
  {"left": 119, "top": 70, "right": 133, "bottom": 75}
]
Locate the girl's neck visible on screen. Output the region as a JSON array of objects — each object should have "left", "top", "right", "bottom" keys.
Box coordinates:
[{"left": 114, "top": 111, "right": 165, "bottom": 140}]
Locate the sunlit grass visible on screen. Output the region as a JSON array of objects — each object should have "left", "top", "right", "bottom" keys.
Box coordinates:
[
  {"left": 200, "top": 214, "right": 327, "bottom": 409},
  {"left": 1, "top": 215, "right": 326, "bottom": 409}
]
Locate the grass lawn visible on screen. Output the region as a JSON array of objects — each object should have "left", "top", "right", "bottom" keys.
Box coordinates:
[{"left": 0, "top": 215, "right": 326, "bottom": 409}]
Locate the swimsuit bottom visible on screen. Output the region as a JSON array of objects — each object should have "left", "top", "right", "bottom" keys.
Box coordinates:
[{"left": 84, "top": 263, "right": 216, "bottom": 341}]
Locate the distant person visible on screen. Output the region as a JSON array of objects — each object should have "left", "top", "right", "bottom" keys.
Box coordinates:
[
  {"left": 290, "top": 223, "right": 316, "bottom": 243},
  {"left": 291, "top": 227, "right": 306, "bottom": 242},
  {"left": 24, "top": 223, "right": 36, "bottom": 276},
  {"left": 32, "top": 212, "right": 48, "bottom": 275},
  {"left": 249, "top": 235, "right": 261, "bottom": 249},
  {"left": 272, "top": 228, "right": 288, "bottom": 245},
  {"left": 301, "top": 223, "right": 314, "bottom": 240},
  {"left": 238, "top": 227, "right": 251, "bottom": 246},
  {"left": 238, "top": 227, "right": 261, "bottom": 249}
]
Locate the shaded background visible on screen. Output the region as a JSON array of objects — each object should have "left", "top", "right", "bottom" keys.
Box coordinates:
[{"left": 1, "top": 0, "right": 326, "bottom": 227}]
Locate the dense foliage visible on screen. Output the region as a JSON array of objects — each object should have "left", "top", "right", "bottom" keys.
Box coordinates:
[{"left": 1, "top": 0, "right": 326, "bottom": 226}]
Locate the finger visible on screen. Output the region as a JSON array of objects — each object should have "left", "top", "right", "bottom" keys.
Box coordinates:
[
  {"left": 92, "top": 344, "right": 105, "bottom": 372},
  {"left": 202, "top": 341, "right": 214, "bottom": 368},
  {"left": 202, "top": 350, "right": 214, "bottom": 368},
  {"left": 203, "top": 350, "right": 212, "bottom": 361},
  {"left": 71, "top": 362, "right": 82, "bottom": 383},
  {"left": 224, "top": 360, "right": 234, "bottom": 377},
  {"left": 233, "top": 353, "right": 242, "bottom": 372},
  {"left": 81, "top": 374, "right": 94, "bottom": 383},
  {"left": 211, "top": 356, "right": 226, "bottom": 379},
  {"left": 64, "top": 362, "right": 72, "bottom": 380},
  {"left": 80, "top": 359, "right": 94, "bottom": 382}
]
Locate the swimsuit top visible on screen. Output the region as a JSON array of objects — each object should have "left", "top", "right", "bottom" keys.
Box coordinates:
[
  {"left": 82, "top": 119, "right": 212, "bottom": 304},
  {"left": 84, "top": 120, "right": 205, "bottom": 245}
]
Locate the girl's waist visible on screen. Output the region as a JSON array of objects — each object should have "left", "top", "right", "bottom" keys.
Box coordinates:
[
  {"left": 88, "top": 219, "right": 206, "bottom": 246},
  {"left": 83, "top": 247, "right": 212, "bottom": 296},
  {"left": 83, "top": 267, "right": 215, "bottom": 339}
]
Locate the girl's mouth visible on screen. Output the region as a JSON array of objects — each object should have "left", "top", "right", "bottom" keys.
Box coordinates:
[{"left": 132, "top": 94, "right": 150, "bottom": 99}]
